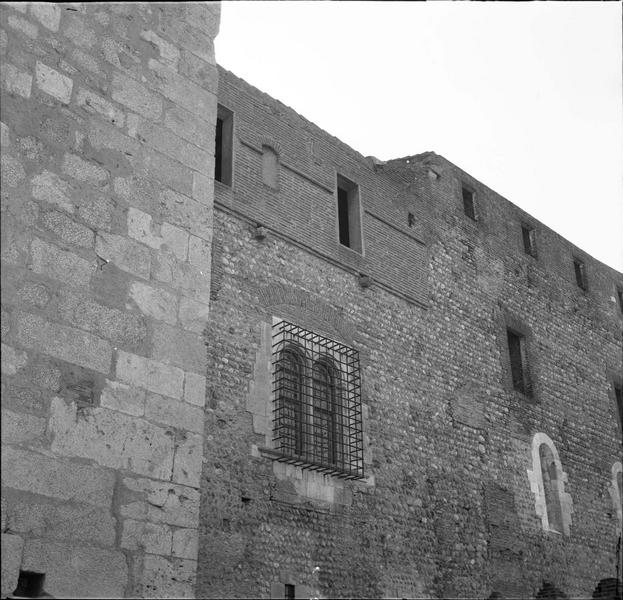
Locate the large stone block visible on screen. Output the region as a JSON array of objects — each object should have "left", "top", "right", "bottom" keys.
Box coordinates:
[
  {"left": 127, "top": 207, "right": 188, "bottom": 261},
  {"left": 31, "top": 238, "right": 95, "bottom": 287},
  {"left": 172, "top": 431, "right": 203, "bottom": 488},
  {"left": 128, "top": 281, "right": 178, "bottom": 325},
  {"left": 178, "top": 296, "right": 210, "bottom": 334},
  {"left": 31, "top": 170, "right": 74, "bottom": 213},
  {"left": 120, "top": 477, "right": 200, "bottom": 528},
  {"left": 184, "top": 371, "right": 206, "bottom": 407},
  {"left": 62, "top": 153, "right": 108, "bottom": 185},
  {"left": 1, "top": 409, "right": 46, "bottom": 444},
  {"left": 116, "top": 351, "right": 184, "bottom": 399},
  {"left": 3, "top": 491, "right": 116, "bottom": 547},
  {"left": 35, "top": 62, "right": 72, "bottom": 104},
  {"left": 144, "top": 392, "right": 204, "bottom": 434},
  {"left": 151, "top": 323, "right": 205, "bottom": 373},
  {"left": 42, "top": 210, "right": 94, "bottom": 248},
  {"left": 49, "top": 397, "right": 175, "bottom": 481},
  {"left": 172, "top": 528, "right": 199, "bottom": 560},
  {"left": 165, "top": 105, "right": 214, "bottom": 150},
  {"left": 29, "top": 3, "right": 61, "bottom": 32},
  {"left": 100, "top": 379, "right": 146, "bottom": 417},
  {"left": 120, "top": 518, "right": 172, "bottom": 556},
  {"left": 21, "top": 539, "right": 127, "bottom": 599},
  {"left": 137, "top": 554, "right": 196, "bottom": 598},
  {"left": 111, "top": 71, "right": 162, "bottom": 120},
  {"left": 1, "top": 343, "right": 28, "bottom": 376},
  {"left": 76, "top": 87, "right": 125, "bottom": 128},
  {"left": 1, "top": 533, "right": 23, "bottom": 598},
  {"left": 16, "top": 312, "right": 112, "bottom": 374},
  {"left": 1, "top": 446, "right": 115, "bottom": 507},
  {"left": 95, "top": 232, "right": 151, "bottom": 280},
  {"left": 2, "top": 63, "right": 32, "bottom": 98},
  {"left": 1, "top": 153, "right": 25, "bottom": 187}
]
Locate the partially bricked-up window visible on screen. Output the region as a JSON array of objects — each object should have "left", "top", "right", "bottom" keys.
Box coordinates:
[
  {"left": 507, "top": 329, "right": 531, "bottom": 395},
  {"left": 573, "top": 258, "right": 588, "bottom": 290},
  {"left": 539, "top": 443, "right": 564, "bottom": 533},
  {"left": 522, "top": 225, "right": 537, "bottom": 258},
  {"left": 337, "top": 175, "right": 363, "bottom": 253},
  {"left": 262, "top": 145, "right": 279, "bottom": 189},
  {"left": 462, "top": 186, "right": 476, "bottom": 220},
  {"left": 272, "top": 320, "right": 364, "bottom": 479},
  {"left": 214, "top": 104, "right": 233, "bottom": 186}
]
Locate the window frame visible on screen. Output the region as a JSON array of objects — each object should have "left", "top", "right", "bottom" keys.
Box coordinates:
[
  {"left": 573, "top": 257, "right": 588, "bottom": 291},
  {"left": 461, "top": 184, "right": 477, "bottom": 221},
  {"left": 521, "top": 224, "right": 537, "bottom": 258},
  {"left": 336, "top": 174, "right": 363, "bottom": 254},
  {"left": 214, "top": 103, "right": 234, "bottom": 186}
]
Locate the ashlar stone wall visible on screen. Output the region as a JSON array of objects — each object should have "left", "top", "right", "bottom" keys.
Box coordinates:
[{"left": 1, "top": 3, "right": 219, "bottom": 597}]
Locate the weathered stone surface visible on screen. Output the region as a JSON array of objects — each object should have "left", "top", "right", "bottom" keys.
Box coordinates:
[
  {"left": 1, "top": 409, "right": 46, "bottom": 444},
  {"left": 178, "top": 296, "right": 210, "bottom": 334},
  {"left": 42, "top": 210, "right": 94, "bottom": 248},
  {"left": 184, "top": 371, "right": 206, "bottom": 407},
  {"left": 3, "top": 491, "right": 116, "bottom": 547},
  {"left": 35, "top": 62, "right": 72, "bottom": 103},
  {"left": 145, "top": 392, "right": 204, "bottom": 434},
  {"left": 128, "top": 281, "right": 178, "bottom": 325},
  {"left": 120, "top": 477, "right": 200, "bottom": 528},
  {"left": 21, "top": 540, "right": 127, "bottom": 599},
  {"left": 62, "top": 153, "right": 108, "bottom": 185},
  {"left": 31, "top": 170, "right": 74, "bottom": 213},
  {"left": 1, "top": 533, "right": 23, "bottom": 598},
  {"left": 116, "top": 350, "right": 184, "bottom": 399},
  {"left": 16, "top": 312, "right": 112, "bottom": 374},
  {"left": 165, "top": 106, "right": 213, "bottom": 150},
  {"left": 1, "top": 343, "right": 28, "bottom": 376},
  {"left": 31, "top": 238, "right": 95, "bottom": 287},
  {"left": 1, "top": 153, "right": 25, "bottom": 187},
  {"left": 2, "top": 63, "right": 32, "bottom": 98},
  {"left": 127, "top": 207, "right": 188, "bottom": 260},
  {"left": 138, "top": 555, "right": 196, "bottom": 598},
  {"left": 49, "top": 397, "right": 175, "bottom": 480},
  {"left": 1, "top": 446, "right": 115, "bottom": 507},
  {"left": 121, "top": 518, "right": 172, "bottom": 556},
  {"left": 96, "top": 232, "right": 151, "bottom": 279},
  {"left": 111, "top": 71, "right": 162, "bottom": 120},
  {"left": 29, "top": 3, "right": 61, "bottom": 32},
  {"left": 173, "top": 431, "right": 203, "bottom": 488},
  {"left": 76, "top": 87, "right": 125, "bottom": 128},
  {"left": 172, "top": 527, "right": 199, "bottom": 560},
  {"left": 151, "top": 323, "right": 205, "bottom": 373},
  {"left": 100, "top": 379, "right": 146, "bottom": 417}
]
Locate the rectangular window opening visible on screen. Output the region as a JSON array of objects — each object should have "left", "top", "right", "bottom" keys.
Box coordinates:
[
  {"left": 337, "top": 175, "right": 362, "bottom": 253},
  {"left": 408, "top": 212, "right": 415, "bottom": 227},
  {"left": 284, "top": 584, "right": 295, "bottom": 600},
  {"left": 462, "top": 186, "right": 476, "bottom": 220},
  {"left": 616, "top": 287, "right": 623, "bottom": 313},
  {"left": 507, "top": 329, "right": 530, "bottom": 395},
  {"left": 614, "top": 383, "right": 623, "bottom": 433},
  {"left": 522, "top": 225, "right": 537, "bottom": 258},
  {"left": 573, "top": 258, "right": 588, "bottom": 290},
  {"left": 214, "top": 104, "right": 233, "bottom": 186}
]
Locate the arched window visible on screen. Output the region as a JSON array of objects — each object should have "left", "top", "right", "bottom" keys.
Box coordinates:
[
  {"left": 527, "top": 433, "right": 573, "bottom": 535},
  {"left": 312, "top": 360, "right": 339, "bottom": 466},
  {"left": 539, "top": 444, "right": 563, "bottom": 533},
  {"left": 274, "top": 347, "right": 304, "bottom": 456}
]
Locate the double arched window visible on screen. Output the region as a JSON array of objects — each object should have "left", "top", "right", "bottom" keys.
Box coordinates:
[{"left": 272, "top": 320, "right": 364, "bottom": 478}]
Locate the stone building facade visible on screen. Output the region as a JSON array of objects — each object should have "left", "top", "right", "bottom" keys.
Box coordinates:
[
  {"left": 1, "top": 3, "right": 220, "bottom": 597},
  {"left": 1, "top": 3, "right": 622, "bottom": 600}
]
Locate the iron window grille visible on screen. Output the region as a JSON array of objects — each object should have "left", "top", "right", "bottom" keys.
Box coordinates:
[{"left": 272, "top": 319, "right": 364, "bottom": 479}]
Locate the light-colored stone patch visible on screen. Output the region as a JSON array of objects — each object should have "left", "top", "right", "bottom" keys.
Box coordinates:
[
  {"left": 1, "top": 409, "right": 45, "bottom": 444},
  {"left": 609, "top": 461, "right": 622, "bottom": 535},
  {"left": 95, "top": 232, "right": 151, "bottom": 279},
  {"left": 140, "top": 30, "right": 179, "bottom": 69},
  {"left": 2, "top": 63, "right": 32, "bottom": 98},
  {"left": 29, "top": 3, "right": 61, "bottom": 31},
  {"left": 111, "top": 72, "right": 162, "bottom": 120},
  {"left": 165, "top": 106, "right": 213, "bottom": 151},
  {"left": 62, "top": 153, "right": 108, "bottom": 184},
  {"left": 100, "top": 380, "right": 146, "bottom": 417},
  {"left": 128, "top": 207, "right": 188, "bottom": 260},
  {"left": 184, "top": 372, "right": 206, "bottom": 407},
  {"left": 1, "top": 154, "right": 26, "bottom": 187},
  {"left": 172, "top": 432, "right": 203, "bottom": 488},
  {"left": 178, "top": 296, "right": 210, "bottom": 334},
  {"left": 192, "top": 171, "right": 213, "bottom": 206},
  {"left": 0, "top": 121, "right": 9, "bottom": 147},
  {"left": 31, "top": 238, "right": 95, "bottom": 287},
  {"left": 145, "top": 393, "right": 204, "bottom": 433},
  {"left": 16, "top": 311, "right": 112, "bottom": 374},
  {"left": 188, "top": 234, "right": 212, "bottom": 271},
  {"left": 4, "top": 2, "right": 27, "bottom": 14},
  {"left": 8, "top": 14, "right": 38, "bottom": 38},
  {"left": 1, "top": 343, "right": 28, "bottom": 376},
  {"left": 1, "top": 533, "right": 23, "bottom": 598},
  {"left": 151, "top": 323, "right": 205, "bottom": 373},
  {"left": 139, "top": 554, "right": 196, "bottom": 599},
  {"left": 121, "top": 477, "right": 200, "bottom": 528},
  {"left": 21, "top": 539, "right": 127, "bottom": 599},
  {"left": 76, "top": 88, "right": 125, "bottom": 128},
  {"left": 42, "top": 210, "right": 94, "bottom": 248},
  {"left": 116, "top": 350, "right": 184, "bottom": 399},
  {"left": 49, "top": 397, "right": 175, "bottom": 481},
  {"left": 121, "top": 519, "right": 172, "bottom": 556},
  {"left": 31, "top": 170, "right": 74, "bottom": 213},
  {"left": 1, "top": 446, "right": 115, "bottom": 507},
  {"left": 128, "top": 281, "right": 178, "bottom": 325},
  {"left": 35, "top": 62, "right": 73, "bottom": 103},
  {"left": 172, "top": 528, "right": 199, "bottom": 560}
]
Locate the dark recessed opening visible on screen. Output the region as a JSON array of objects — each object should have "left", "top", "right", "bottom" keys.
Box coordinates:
[
  {"left": 614, "top": 383, "right": 622, "bottom": 433},
  {"left": 337, "top": 186, "right": 350, "bottom": 247},
  {"left": 284, "top": 584, "right": 295, "bottom": 600},
  {"left": 462, "top": 186, "right": 476, "bottom": 220},
  {"left": 214, "top": 105, "right": 233, "bottom": 186},
  {"left": 573, "top": 258, "right": 588, "bottom": 290},
  {"left": 408, "top": 212, "right": 415, "bottom": 227},
  {"left": 522, "top": 225, "right": 537, "bottom": 258},
  {"left": 13, "top": 570, "right": 48, "bottom": 599},
  {"left": 336, "top": 175, "right": 362, "bottom": 253},
  {"left": 507, "top": 329, "right": 529, "bottom": 395}
]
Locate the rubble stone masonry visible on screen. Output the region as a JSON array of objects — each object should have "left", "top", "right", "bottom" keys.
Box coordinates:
[{"left": 1, "top": 3, "right": 219, "bottom": 597}]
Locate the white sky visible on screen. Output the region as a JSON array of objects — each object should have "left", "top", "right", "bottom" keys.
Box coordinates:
[{"left": 215, "top": 1, "right": 623, "bottom": 272}]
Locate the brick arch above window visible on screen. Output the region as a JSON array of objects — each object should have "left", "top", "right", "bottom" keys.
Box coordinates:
[{"left": 526, "top": 432, "right": 573, "bottom": 535}]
